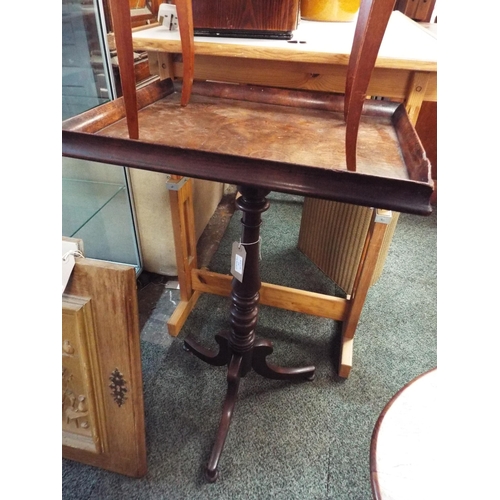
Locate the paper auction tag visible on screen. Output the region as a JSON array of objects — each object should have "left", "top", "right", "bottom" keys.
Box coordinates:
[
  {"left": 231, "top": 241, "right": 246, "bottom": 282},
  {"left": 62, "top": 241, "right": 84, "bottom": 293},
  {"left": 62, "top": 252, "right": 76, "bottom": 293}
]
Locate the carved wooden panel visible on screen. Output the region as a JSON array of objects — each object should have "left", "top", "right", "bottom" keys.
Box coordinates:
[
  {"left": 62, "top": 257, "right": 147, "bottom": 477},
  {"left": 62, "top": 295, "right": 105, "bottom": 454}
]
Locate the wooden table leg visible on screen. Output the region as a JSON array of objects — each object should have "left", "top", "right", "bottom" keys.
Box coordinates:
[
  {"left": 404, "top": 71, "right": 431, "bottom": 126},
  {"left": 335, "top": 75, "right": 429, "bottom": 375},
  {"left": 297, "top": 75, "right": 429, "bottom": 376},
  {"left": 338, "top": 209, "right": 392, "bottom": 378},
  {"left": 167, "top": 175, "right": 200, "bottom": 336}
]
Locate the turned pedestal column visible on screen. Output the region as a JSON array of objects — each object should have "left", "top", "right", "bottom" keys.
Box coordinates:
[{"left": 184, "top": 185, "right": 315, "bottom": 481}]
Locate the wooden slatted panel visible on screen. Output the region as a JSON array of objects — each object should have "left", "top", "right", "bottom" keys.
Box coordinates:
[{"left": 298, "top": 199, "right": 399, "bottom": 295}]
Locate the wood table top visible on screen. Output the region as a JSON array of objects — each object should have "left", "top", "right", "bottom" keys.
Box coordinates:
[
  {"left": 371, "top": 368, "right": 438, "bottom": 500},
  {"left": 130, "top": 11, "right": 437, "bottom": 72},
  {"left": 62, "top": 80, "right": 433, "bottom": 215}
]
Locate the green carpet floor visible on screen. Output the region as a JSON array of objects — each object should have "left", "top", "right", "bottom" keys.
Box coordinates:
[{"left": 62, "top": 193, "right": 437, "bottom": 499}]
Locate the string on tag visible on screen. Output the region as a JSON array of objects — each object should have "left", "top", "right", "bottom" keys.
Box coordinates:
[
  {"left": 238, "top": 237, "right": 262, "bottom": 260},
  {"left": 62, "top": 250, "right": 84, "bottom": 262}
]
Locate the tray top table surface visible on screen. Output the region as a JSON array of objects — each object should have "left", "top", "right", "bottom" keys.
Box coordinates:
[
  {"left": 63, "top": 80, "right": 433, "bottom": 215},
  {"left": 98, "top": 91, "right": 408, "bottom": 179}
]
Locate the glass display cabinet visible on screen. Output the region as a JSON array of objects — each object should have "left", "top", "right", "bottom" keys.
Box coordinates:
[{"left": 62, "top": 0, "right": 141, "bottom": 271}]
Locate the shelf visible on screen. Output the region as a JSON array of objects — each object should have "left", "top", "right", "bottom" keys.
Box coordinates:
[{"left": 62, "top": 178, "right": 125, "bottom": 237}]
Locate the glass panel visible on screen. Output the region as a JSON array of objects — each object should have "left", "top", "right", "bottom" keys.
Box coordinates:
[
  {"left": 62, "top": 178, "right": 125, "bottom": 237},
  {"left": 62, "top": 0, "right": 142, "bottom": 271},
  {"left": 62, "top": 0, "right": 111, "bottom": 119}
]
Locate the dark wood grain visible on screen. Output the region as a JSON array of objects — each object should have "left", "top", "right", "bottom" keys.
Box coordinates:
[
  {"left": 62, "top": 79, "right": 174, "bottom": 134},
  {"left": 94, "top": 87, "right": 404, "bottom": 177},
  {"left": 182, "top": 80, "right": 398, "bottom": 117},
  {"left": 63, "top": 127, "right": 432, "bottom": 218},
  {"left": 183, "top": 185, "right": 315, "bottom": 481},
  {"left": 112, "top": 56, "right": 154, "bottom": 97},
  {"left": 392, "top": 103, "right": 432, "bottom": 183},
  {"left": 191, "top": 0, "right": 299, "bottom": 32}
]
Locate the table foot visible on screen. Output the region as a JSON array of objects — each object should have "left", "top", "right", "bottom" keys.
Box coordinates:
[
  {"left": 252, "top": 338, "right": 316, "bottom": 381},
  {"left": 183, "top": 331, "right": 231, "bottom": 367},
  {"left": 205, "top": 354, "right": 242, "bottom": 482}
]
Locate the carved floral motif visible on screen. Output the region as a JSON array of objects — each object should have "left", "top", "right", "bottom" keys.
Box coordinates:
[{"left": 109, "top": 368, "right": 128, "bottom": 407}]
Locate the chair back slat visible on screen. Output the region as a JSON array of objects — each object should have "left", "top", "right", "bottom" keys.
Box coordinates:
[{"left": 344, "top": 0, "right": 396, "bottom": 171}]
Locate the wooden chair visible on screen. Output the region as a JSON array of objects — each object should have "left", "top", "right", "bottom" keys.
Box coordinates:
[{"left": 63, "top": 0, "right": 433, "bottom": 482}]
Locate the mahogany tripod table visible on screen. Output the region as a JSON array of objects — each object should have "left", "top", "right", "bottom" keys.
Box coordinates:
[
  {"left": 184, "top": 185, "right": 315, "bottom": 481},
  {"left": 63, "top": 0, "right": 434, "bottom": 483},
  {"left": 62, "top": 78, "right": 433, "bottom": 481}
]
